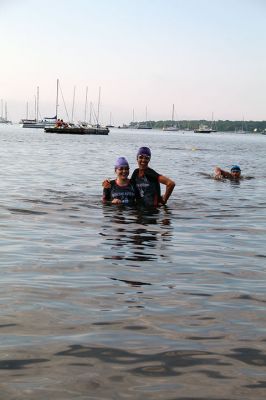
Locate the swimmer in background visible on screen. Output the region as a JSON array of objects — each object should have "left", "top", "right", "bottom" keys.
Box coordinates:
[
  {"left": 214, "top": 165, "right": 242, "bottom": 180},
  {"left": 102, "top": 157, "right": 136, "bottom": 205}
]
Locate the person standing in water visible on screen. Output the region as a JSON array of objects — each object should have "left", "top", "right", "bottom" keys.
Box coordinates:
[
  {"left": 214, "top": 165, "right": 242, "bottom": 180},
  {"left": 102, "top": 157, "right": 136, "bottom": 205},
  {"left": 130, "top": 146, "right": 175, "bottom": 207}
]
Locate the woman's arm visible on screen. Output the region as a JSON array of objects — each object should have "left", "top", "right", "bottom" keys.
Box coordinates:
[{"left": 158, "top": 175, "right": 175, "bottom": 204}]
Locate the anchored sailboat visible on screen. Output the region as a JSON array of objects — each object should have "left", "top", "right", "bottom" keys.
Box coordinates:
[
  {"left": 21, "top": 84, "right": 57, "bottom": 128},
  {"left": 136, "top": 106, "right": 152, "bottom": 129},
  {"left": 0, "top": 100, "right": 12, "bottom": 124},
  {"left": 163, "top": 104, "right": 179, "bottom": 131},
  {"left": 45, "top": 82, "right": 109, "bottom": 135}
]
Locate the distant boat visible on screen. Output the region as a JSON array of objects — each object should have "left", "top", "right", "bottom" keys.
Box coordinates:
[
  {"left": 235, "top": 117, "right": 248, "bottom": 134},
  {"left": 136, "top": 106, "right": 152, "bottom": 129},
  {"left": 0, "top": 100, "right": 12, "bottom": 124},
  {"left": 21, "top": 85, "right": 58, "bottom": 128},
  {"left": 44, "top": 124, "right": 109, "bottom": 135},
  {"left": 106, "top": 112, "right": 115, "bottom": 128},
  {"left": 0, "top": 117, "right": 12, "bottom": 125},
  {"left": 21, "top": 116, "right": 57, "bottom": 128},
  {"left": 136, "top": 122, "right": 152, "bottom": 129},
  {"left": 210, "top": 112, "right": 217, "bottom": 132},
  {"left": 194, "top": 124, "right": 212, "bottom": 133},
  {"left": 163, "top": 104, "right": 179, "bottom": 131}
]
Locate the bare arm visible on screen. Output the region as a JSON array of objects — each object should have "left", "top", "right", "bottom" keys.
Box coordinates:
[
  {"left": 158, "top": 175, "right": 175, "bottom": 204},
  {"left": 214, "top": 167, "right": 231, "bottom": 179}
]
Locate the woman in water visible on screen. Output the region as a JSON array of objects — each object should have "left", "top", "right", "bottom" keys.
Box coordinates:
[{"left": 102, "top": 157, "right": 136, "bottom": 205}]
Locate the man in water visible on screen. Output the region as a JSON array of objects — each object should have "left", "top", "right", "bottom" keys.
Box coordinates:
[
  {"left": 214, "top": 165, "right": 242, "bottom": 180},
  {"left": 130, "top": 146, "right": 175, "bottom": 207}
]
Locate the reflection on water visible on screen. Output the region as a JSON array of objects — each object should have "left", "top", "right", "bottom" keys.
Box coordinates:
[
  {"left": 101, "top": 206, "right": 173, "bottom": 264},
  {"left": 0, "top": 126, "right": 266, "bottom": 399}
]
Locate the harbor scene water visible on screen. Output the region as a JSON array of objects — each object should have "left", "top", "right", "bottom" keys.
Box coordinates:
[{"left": 0, "top": 125, "right": 265, "bottom": 399}]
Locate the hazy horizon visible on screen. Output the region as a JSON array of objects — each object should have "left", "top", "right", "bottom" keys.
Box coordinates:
[{"left": 1, "top": 0, "right": 266, "bottom": 125}]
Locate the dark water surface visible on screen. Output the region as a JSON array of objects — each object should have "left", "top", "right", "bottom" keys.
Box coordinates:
[{"left": 1, "top": 125, "right": 266, "bottom": 399}]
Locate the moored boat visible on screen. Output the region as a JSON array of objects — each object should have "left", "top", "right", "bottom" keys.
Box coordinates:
[
  {"left": 136, "top": 122, "right": 152, "bottom": 129},
  {"left": 21, "top": 116, "right": 57, "bottom": 128},
  {"left": 163, "top": 125, "right": 179, "bottom": 132},
  {"left": 163, "top": 104, "right": 180, "bottom": 131},
  {"left": 0, "top": 100, "right": 12, "bottom": 124},
  {"left": 194, "top": 124, "right": 212, "bottom": 133},
  {"left": 44, "top": 124, "right": 109, "bottom": 135}
]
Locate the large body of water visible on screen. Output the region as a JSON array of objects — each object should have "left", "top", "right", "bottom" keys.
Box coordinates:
[{"left": 0, "top": 125, "right": 266, "bottom": 399}]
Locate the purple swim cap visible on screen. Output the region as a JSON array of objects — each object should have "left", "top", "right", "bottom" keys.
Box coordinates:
[
  {"left": 114, "top": 157, "right": 129, "bottom": 169},
  {"left": 137, "top": 146, "right": 151, "bottom": 157}
]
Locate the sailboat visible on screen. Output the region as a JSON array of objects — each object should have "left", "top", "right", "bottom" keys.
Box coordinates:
[
  {"left": 21, "top": 85, "right": 57, "bottom": 128},
  {"left": 235, "top": 117, "right": 248, "bottom": 134},
  {"left": 0, "top": 100, "right": 12, "bottom": 124},
  {"left": 194, "top": 124, "right": 212, "bottom": 133},
  {"left": 136, "top": 106, "right": 152, "bottom": 129},
  {"left": 163, "top": 104, "right": 179, "bottom": 131},
  {"left": 210, "top": 112, "right": 217, "bottom": 132},
  {"left": 106, "top": 112, "right": 115, "bottom": 128},
  {"left": 45, "top": 83, "right": 109, "bottom": 135}
]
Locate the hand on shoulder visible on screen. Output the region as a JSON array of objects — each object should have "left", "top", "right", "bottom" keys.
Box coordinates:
[{"left": 102, "top": 179, "right": 111, "bottom": 189}]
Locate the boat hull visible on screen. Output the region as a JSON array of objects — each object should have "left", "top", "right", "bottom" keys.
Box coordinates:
[
  {"left": 44, "top": 127, "right": 109, "bottom": 135},
  {"left": 194, "top": 129, "right": 212, "bottom": 133}
]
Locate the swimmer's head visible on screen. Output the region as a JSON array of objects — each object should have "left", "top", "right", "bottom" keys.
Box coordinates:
[
  {"left": 114, "top": 157, "right": 129, "bottom": 170},
  {"left": 230, "top": 165, "right": 241, "bottom": 178},
  {"left": 231, "top": 165, "right": 241, "bottom": 172}
]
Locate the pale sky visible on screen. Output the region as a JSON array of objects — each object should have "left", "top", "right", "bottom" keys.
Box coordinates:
[{"left": 0, "top": 0, "right": 265, "bottom": 124}]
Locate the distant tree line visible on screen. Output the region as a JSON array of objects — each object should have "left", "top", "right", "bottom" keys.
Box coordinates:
[{"left": 129, "top": 120, "right": 266, "bottom": 132}]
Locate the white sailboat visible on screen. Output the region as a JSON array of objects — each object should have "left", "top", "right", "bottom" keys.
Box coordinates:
[
  {"left": 0, "top": 100, "right": 12, "bottom": 124},
  {"left": 235, "top": 117, "right": 248, "bottom": 134},
  {"left": 210, "top": 112, "right": 217, "bottom": 132},
  {"left": 163, "top": 104, "right": 179, "bottom": 131},
  {"left": 21, "top": 84, "right": 58, "bottom": 128},
  {"left": 136, "top": 106, "right": 152, "bottom": 129}
]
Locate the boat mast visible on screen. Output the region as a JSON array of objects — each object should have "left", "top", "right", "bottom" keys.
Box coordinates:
[
  {"left": 97, "top": 86, "right": 101, "bottom": 125},
  {"left": 5, "top": 102, "right": 7, "bottom": 121},
  {"left": 172, "top": 104, "right": 175, "bottom": 121},
  {"left": 89, "top": 102, "right": 92, "bottom": 124},
  {"left": 34, "top": 95, "right": 37, "bottom": 121},
  {"left": 36, "top": 86, "right": 40, "bottom": 122},
  {"left": 1, "top": 99, "right": 3, "bottom": 119},
  {"left": 55, "top": 79, "right": 59, "bottom": 119},
  {"left": 71, "top": 86, "right": 76, "bottom": 122},
  {"left": 84, "top": 86, "right": 88, "bottom": 122}
]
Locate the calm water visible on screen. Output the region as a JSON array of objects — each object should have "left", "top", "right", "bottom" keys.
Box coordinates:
[{"left": 0, "top": 125, "right": 266, "bottom": 399}]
